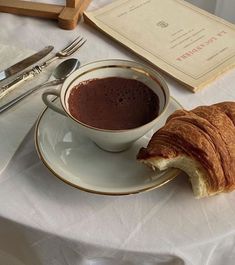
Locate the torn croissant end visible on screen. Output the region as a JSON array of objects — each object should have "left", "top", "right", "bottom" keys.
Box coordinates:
[{"left": 137, "top": 101, "right": 235, "bottom": 198}]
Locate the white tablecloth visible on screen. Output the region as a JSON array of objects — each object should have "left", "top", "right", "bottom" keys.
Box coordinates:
[{"left": 0, "top": 1, "right": 235, "bottom": 265}]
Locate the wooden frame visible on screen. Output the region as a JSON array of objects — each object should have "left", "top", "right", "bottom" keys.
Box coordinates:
[{"left": 0, "top": 0, "right": 91, "bottom": 30}]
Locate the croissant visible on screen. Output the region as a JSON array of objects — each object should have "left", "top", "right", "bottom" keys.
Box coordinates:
[{"left": 137, "top": 102, "right": 235, "bottom": 198}]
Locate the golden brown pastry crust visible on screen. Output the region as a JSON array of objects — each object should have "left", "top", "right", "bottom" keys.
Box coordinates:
[{"left": 137, "top": 102, "right": 235, "bottom": 194}]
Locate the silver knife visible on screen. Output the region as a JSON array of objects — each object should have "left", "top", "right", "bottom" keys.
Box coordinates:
[{"left": 0, "top": 45, "right": 54, "bottom": 82}]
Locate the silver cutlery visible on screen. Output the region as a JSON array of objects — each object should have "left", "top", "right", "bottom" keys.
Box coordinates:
[
  {"left": 0, "top": 36, "right": 86, "bottom": 99},
  {"left": 0, "top": 45, "right": 54, "bottom": 82},
  {"left": 0, "top": 58, "right": 80, "bottom": 114}
]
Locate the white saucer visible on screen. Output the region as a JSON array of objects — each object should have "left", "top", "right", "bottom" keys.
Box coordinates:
[{"left": 35, "top": 97, "right": 182, "bottom": 195}]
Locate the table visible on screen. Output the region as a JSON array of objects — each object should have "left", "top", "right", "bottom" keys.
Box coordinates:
[{"left": 0, "top": 1, "right": 235, "bottom": 265}]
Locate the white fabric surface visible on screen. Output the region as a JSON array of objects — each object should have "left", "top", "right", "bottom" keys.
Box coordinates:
[
  {"left": 215, "top": 0, "right": 235, "bottom": 23},
  {"left": 187, "top": 0, "right": 235, "bottom": 23},
  {"left": 0, "top": 1, "right": 235, "bottom": 265}
]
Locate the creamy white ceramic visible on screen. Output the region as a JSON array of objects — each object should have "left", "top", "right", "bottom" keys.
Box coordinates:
[
  {"left": 42, "top": 59, "right": 170, "bottom": 152},
  {"left": 35, "top": 97, "right": 182, "bottom": 195}
]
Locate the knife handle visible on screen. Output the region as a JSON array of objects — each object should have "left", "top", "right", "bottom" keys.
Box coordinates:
[
  {"left": 0, "top": 79, "right": 63, "bottom": 114},
  {"left": 0, "top": 65, "right": 43, "bottom": 99}
]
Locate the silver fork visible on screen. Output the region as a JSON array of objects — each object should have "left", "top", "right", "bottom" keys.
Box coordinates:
[{"left": 0, "top": 36, "right": 86, "bottom": 99}]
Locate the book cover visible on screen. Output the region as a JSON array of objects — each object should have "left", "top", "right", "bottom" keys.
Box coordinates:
[{"left": 84, "top": 0, "right": 235, "bottom": 92}]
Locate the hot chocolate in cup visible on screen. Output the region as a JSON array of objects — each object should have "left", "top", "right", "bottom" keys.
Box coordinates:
[{"left": 42, "top": 60, "right": 170, "bottom": 152}]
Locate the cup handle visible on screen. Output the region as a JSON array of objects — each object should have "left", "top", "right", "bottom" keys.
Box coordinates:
[{"left": 42, "top": 88, "right": 66, "bottom": 116}]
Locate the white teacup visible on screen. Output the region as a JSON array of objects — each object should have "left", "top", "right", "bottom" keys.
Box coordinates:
[{"left": 42, "top": 59, "right": 170, "bottom": 152}]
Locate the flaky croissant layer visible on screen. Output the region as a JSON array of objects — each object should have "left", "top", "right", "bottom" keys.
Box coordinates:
[{"left": 137, "top": 102, "right": 235, "bottom": 198}]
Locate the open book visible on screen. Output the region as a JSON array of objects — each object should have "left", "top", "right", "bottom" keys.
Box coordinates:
[{"left": 84, "top": 0, "right": 235, "bottom": 92}]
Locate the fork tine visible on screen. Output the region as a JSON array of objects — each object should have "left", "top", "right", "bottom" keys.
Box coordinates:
[
  {"left": 66, "top": 39, "right": 87, "bottom": 56},
  {"left": 63, "top": 37, "right": 84, "bottom": 53},
  {"left": 62, "top": 36, "right": 82, "bottom": 53}
]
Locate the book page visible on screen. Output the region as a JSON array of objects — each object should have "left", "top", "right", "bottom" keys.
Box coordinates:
[{"left": 84, "top": 0, "right": 235, "bottom": 91}]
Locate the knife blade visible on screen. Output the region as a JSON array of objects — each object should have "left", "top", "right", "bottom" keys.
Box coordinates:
[{"left": 0, "top": 45, "right": 54, "bottom": 82}]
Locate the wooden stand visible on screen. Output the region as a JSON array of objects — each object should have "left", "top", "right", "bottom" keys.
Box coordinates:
[{"left": 0, "top": 0, "right": 91, "bottom": 30}]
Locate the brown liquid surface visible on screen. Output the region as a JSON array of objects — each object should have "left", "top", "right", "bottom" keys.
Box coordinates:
[{"left": 68, "top": 77, "right": 159, "bottom": 130}]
